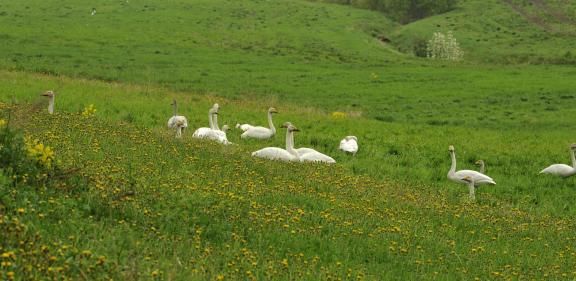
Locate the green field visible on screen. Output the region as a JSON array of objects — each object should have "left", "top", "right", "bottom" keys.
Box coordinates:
[{"left": 1, "top": 0, "right": 576, "bottom": 280}]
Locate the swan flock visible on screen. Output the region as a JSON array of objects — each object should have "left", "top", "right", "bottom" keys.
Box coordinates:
[{"left": 41, "top": 91, "right": 576, "bottom": 199}]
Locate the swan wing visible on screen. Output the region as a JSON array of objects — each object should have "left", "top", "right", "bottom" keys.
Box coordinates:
[
  {"left": 238, "top": 124, "right": 254, "bottom": 131},
  {"left": 168, "top": 116, "right": 188, "bottom": 128},
  {"left": 296, "top": 147, "right": 318, "bottom": 156},
  {"left": 453, "top": 170, "right": 496, "bottom": 185},
  {"left": 540, "top": 164, "right": 575, "bottom": 177},
  {"left": 252, "top": 147, "right": 296, "bottom": 161},
  {"left": 300, "top": 151, "right": 336, "bottom": 164},
  {"left": 193, "top": 127, "right": 212, "bottom": 138},
  {"left": 340, "top": 139, "right": 358, "bottom": 153},
  {"left": 241, "top": 126, "right": 274, "bottom": 139}
]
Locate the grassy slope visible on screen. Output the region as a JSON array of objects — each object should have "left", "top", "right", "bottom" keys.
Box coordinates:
[
  {"left": 391, "top": 0, "right": 576, "bottom": 62},
  {"left": 2, "top": 75, "right": 576, "bottom": 280},
  {"left": 0, "top": 0, "right": 576, "bottom": 278}
]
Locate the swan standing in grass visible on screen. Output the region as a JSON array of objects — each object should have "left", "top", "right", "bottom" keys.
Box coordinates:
[
  {"left": 41, "top": 90, "right": 55, "bottom": 114},
  {"left": 252, "top": 123, "right": 299, "bottom": 162},
  {"left": 447, "top": 145, "right": 495, "bottom": 197},
  {"left": 339, "top": 136, "right": 358, "bottom": 155},
  {"left": 540, "top": 144, "right": 576, "bottom": 177},
  {"left": 282, "top": 122, "right": 336, "bottom": 164},
  {"left": 461, "top": 176, "right": 477, "bottom": 200},
  {"left": 475, "top": 160, "right": 485, "bottom": 174},
  {"left": 167, "top": 100, "right": 188, "bottom": 137},
  {"left": 241, "top": 107, "right": 278, "bottom": 139}
]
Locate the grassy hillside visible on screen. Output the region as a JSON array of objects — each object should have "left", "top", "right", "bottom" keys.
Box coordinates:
[
  {"left": 2, "top": 75, "right": 576, "bottom": 280},
  {"left": 392, "top": 0, "right": 576, "bottom": 62},
  {"left": 1, "top": 0, "right": 576, "bottom": 279}
]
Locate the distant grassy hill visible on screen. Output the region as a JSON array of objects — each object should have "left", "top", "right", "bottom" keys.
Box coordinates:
[{"left": 391, "top": 0, "right": 576, "bottom": 63}]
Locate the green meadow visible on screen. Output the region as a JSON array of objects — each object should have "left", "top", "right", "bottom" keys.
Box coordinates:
[{"left": 1, "top": 0, "right": 576, "bottom": 280}]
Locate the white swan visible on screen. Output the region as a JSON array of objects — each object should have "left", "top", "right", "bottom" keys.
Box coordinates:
[
  {"left": 241, "top": 107, "right": 278, "bottom": 140},
  {"left": 540, "top": 144, "right": 576, "bottom": 177},
  {"left": 475, "top": 160, "right": 485, "bottom": 174},
  {"left": 252, "top": 124, "right": 299, "bottom": 162},
  {"left": 41, "top": 90, "right": 55, "bottom": 114},
  {"left": 167, "top": 100, "right": 188, "bottom": 137},
  {"left": 447, "top": 145, "right": 495, "bottom": 197},
  {"left": 236, "top": 123, "right": 253, "bottom": 132},
  {"left": 205, "top": 125, "right": 231, "bottom": 145},
  {"left": 192, "top": 107, "right": 218, "bottom": 138},
  {"left": 282, "top": 122, "right": 336, "bottom": 164},
  {"left": 339, "top": 136, "right": 358, "bottom": 155}
]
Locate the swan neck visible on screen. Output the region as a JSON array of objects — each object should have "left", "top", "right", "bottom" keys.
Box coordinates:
[
  {"left": 48, "top": 96, "right": 54, "bottom": 114},
  {"left": 208, "top": 111, "right": 214, "bottom": 130},
  {"left": 213, "top": 113, "right": 220, "bottom": 131},
  {"left": 173, "top": 102, "right": 178, "bottom": 116},
  {"left": 449, "top": 151, "right": 457, "bottom": 176},
  {"left": 286, "top": 129, "right": 298, "bottom": 157},
  {"left": 571, "top": 149, "right": 576, "bottom": 168},
  {"left": 479, "top": 163, "right": 485, "bottom": 174},
  {"left": 267, "top": 111, "right": 275, "bottom": 133}
]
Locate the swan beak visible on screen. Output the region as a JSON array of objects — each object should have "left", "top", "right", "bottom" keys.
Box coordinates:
[
  {"left": 213, "top": 112, "right": 219, "bottom": 115},
  {"left": 270, "top": 109, "right": 278, "bottom": 113},
  {"left": 292, "top": 128, "right": 300, "bottom": 132}
]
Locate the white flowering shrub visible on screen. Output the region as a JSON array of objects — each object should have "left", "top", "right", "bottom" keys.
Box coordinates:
[{"left": 426, "top": 31, "right": 463, "bottom": 61}]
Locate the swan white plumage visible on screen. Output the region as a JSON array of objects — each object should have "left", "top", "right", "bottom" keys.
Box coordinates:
[
  {"left": 282, "top": 122, "right": 336, "bottom": 164},
  {"left": 447, "top": 145, "right": 495, "bottom": 197},
  {"left": 41, "top": 90, "right": 55, "bottom": 114},
  {"left": 475, "top": 160, "right": 485, "bottom": 174},
  {"left": 540, "top": 144, "right": 576, "bottom": 177},
  {"left": 205, "top": 125, "right": 231, "bottom": 145},
  {"left": 167, "top": 100, "right": 188, "bottom": 137},
  {"left": 241, "top": 107, "right": 278, "bottom": 139},
  {"left": 252, "top": 124, "right": 299, "bottom": 162},
  {"left": 339, "top": 136, "right": 358, "bottom": 155},
  {"left": 193, "top": 106, "right": 218, "bottom": 139},
  {"left": 236, "top": 123, "right": 253, "bottom": 132}
]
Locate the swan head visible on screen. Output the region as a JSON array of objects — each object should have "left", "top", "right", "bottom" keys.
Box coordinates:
[
  {"left": 171, "top": 99, "right": 177, "bottom": 106},
  {"left": 235, "top": 123, "right": 241, "bottom": 128},
  {"left": 41, "top": 90, "right": 55, "bottom": 98},
  {"left": 212, "top": 103, "right": 220, "bottom": 111},
  {"left": 571, "top": 143, "right": 576, "bottom": 150},
  {"left": 222, "top": 125, "right": 230, "bottom": 132},
  {"left": 288, "top": 124, "right": 299, "bottom": 132},
  {"left": 209, "top": 108, "right": 218, "bottom": 115},
  {"left": 448, "top": 145, "right": 455, "bottom": 152},
  {"left": 281, "top": 121, "right": 293, "bottom": 128},
  {"left": 475, "top": 160, "right": 484, "bottom": 166},
  {"left": 268, "top": 107, "right": 278, "bottom": 114}
]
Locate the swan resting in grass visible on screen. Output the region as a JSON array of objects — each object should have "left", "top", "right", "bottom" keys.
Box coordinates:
[
  {"left": 205, "top": 125, "right": 231, "bottom": 145},
  {"left": 167, "top": 100, "right": 188, "bottom": 137},
  {"left": 339, "top": 136, "right": 358, "bottom": 155},
  {"left": 193, "top": 104, "right": 219, "bottom": 138},
  {"left": 251, "top": 123, "right": 299, "bottom": 162},
  {"left": 540, "top": 144, "right": 576, "bottom": 177},
  {"left": 41, "top": 90, "right": 55, "bottom": 114},
  {"left": 241, "top": 107, "right": 278, "bottom": 140},
  {"left": 447, "top": 145, "right": 495, "bottom": 198},
  {"left": 282, "top": 122, "right": 336, "bottom": 164},
  {"left": 236, "top": 123, "right": 253, "bottom": 132},
  {"left": 475, "top": 160, "right": 485, "bottom": 174}
]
